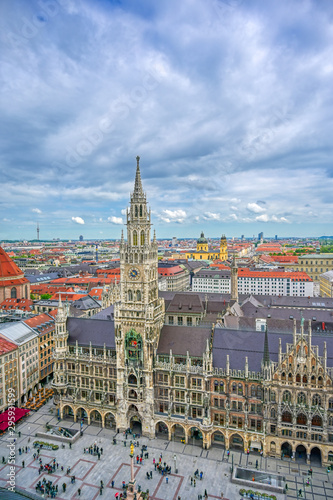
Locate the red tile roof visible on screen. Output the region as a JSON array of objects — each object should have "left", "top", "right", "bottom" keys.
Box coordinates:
[
  {"left": 0, "top": 298, "right": 34, "bottom": 311},
  {"left": 0, "top": 337, "right": 17, "bottom": 356},
  {"left": 158, "top": 265, "right": 185, "bottom": 276},
  {"left": 0, "top": 246, "right": 29, "bottom": 287},
  {"left": 238, "top": 268, "right": 312, "bottom": 281}
]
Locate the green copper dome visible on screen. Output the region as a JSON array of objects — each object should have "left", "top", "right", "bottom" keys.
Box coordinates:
[{"left": 197, "top": 231, "right": 208, "bottom": 244}]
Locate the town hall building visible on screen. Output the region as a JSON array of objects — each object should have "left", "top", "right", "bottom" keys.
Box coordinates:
[{"left": 52, "top": 158, "right": 333, "bottom": 467}]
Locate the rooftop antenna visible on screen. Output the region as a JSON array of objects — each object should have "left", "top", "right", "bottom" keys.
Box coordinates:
[{"left": 37, "top": 222, "right": 40, "bottom": 241}]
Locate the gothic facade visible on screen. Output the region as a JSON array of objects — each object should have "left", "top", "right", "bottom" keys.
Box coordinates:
[{"left": 52, "top": 159, "right": 333, "bottom": 467}]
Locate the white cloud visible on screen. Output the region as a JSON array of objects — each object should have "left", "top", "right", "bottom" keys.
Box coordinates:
[
  {"left": 203, "top": 212, "right": 220, "bottom": 220},
  {"left": 255, "top": 214, "right": 270, "bottom": 222},
  {"left": 247, "top": 203, "right": 266, "bottom": 214},
  {"left": 32, "top": 208, "right": 42, "bottom": 214},
  {"left": 160, "top": 209, "right": 187, "bottom": 223},
  {"left": 121, "top": 208, "right": 127, "bottom": 215},
  {"left": 108, "top": 216, "right": 123, "bottom": 225},
  {"left": 72, "top": 216, "right": 85, "bottom": 225}
]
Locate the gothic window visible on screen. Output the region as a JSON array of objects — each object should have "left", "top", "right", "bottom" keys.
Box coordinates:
[
  {"left": 238, "top": 383, "right": 243, "bottom": 395},
  {"left": 11, "top": 287, "right": 17, "bottom": 298},
  {"left": 283, "top": 390, "right": 292, "bottom": 403},
  {"left": 133, "top": 231, "right": 138, "bottom": 246},
  {"left": 135, "top": 205, "right": 138, "bottom": 217},
  {"left": 270, "top": 391, "right": 276, "bottom": 402},
  {"left": 257, "top": 387, "right": 262, "bottom": 399},
  {"left": 136, "top": 290, "right": 141, "bottom": 301},
  {"left": 296, "top": 373, "right": 301, "bottom": 383},
  {"left": 281, "top": 372, "right": 286, "bottom": 381},
  {"left": 140, "top": 205, "right": 143, "bottom": 217},
  {"left": 318, "top": 376, "right": 323, "bottom": 387},
  {"left": 329, "top": 398, "right": 333, "bottom": 409},
  {"left": 297, "top": 413, "right": 307, "bottom": 425},
  {"left": 312, "top": 394, "right": 321, "bottom": 406},
  {"left": 251, "top": 385, "right": 256, "bottom": 397},
  {"left": 128, "top": 290, "right": 133, "bottom": 301},
  {"left": 271, "top": 408, "right": 276, "bottom": 418},
  {"left": 311, "top": 375, "right": 316, "bottom": 385},
  {"left": 288, "top": 372, "right": 292, "bottom": 381},
  {"left": 140, "top": 231, "right": 145, "bottom": 245},
  {"left": 303, "top": 375, "right": 307, "bottom": 384},
  {"left": 312, "top": 415, "right": 322, "bottom": 427},
  {"left": 297, "top": 392, "right": 306, "bottom": 405},
  {"left": 282, "top": 411, "right": 292, "bottom": 423}
]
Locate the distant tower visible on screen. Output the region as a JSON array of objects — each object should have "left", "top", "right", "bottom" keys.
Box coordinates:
[
  {"left": 79, "top": 235, "right": 84, "bottom": 241},
  {"left": 231, "top": 254, "right": 238, "bottom": 303},
  {"left": 37, "top": 222, "right": 40, "bottom": 241},
  {"left": 96, "top": 244, "right": 98, "bottom": 263},
  {"left": 219, "top": 234, "right": 228, "bottom": 261}
]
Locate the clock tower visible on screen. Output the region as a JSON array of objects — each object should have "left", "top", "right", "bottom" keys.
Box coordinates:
[{"left": 114, "top": 156, "right": 164, "bottom": 437}]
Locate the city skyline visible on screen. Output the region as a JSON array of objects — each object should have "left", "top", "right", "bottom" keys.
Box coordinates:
[{"left": 1, "top": 0, "right": 333, "bottom": 240}]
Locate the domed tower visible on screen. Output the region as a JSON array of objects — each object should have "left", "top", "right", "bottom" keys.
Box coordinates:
[
  {"left": 219, "top": 234, "right": 228, "bottom": 261},
  {"left": 114, "top": 156, "right": 165, "bottom": 437},
  {"left": 197, "top": 231, "right": 208, "bottom": 252}
]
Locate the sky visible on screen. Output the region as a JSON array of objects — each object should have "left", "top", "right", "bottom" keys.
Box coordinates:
[{"left": 1, "top": 0, "right": 333, "bottom": 241}]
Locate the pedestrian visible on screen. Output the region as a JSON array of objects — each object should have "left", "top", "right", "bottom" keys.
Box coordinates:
[
  {"left": 298, "top": 489, "right": 302, "bottom": 497},
  {"left": 69, "top": 442, "right": 72, "bottom": 449},
  {"left": 191, "top": 477, "right": 193, "bottom": 486},
  {"left": 77, "top": 488, "right": 81, "bottom": 496},
  {"left": 194, "top": 479, "right": 196, "bottom": 487},
  {"left": 62, "top": 483, "right": 66, "bottom": 493},
  {"left": 99, "top": 487, "right": 103, "bottom": 495},
  {"left": 285, "top": 484, "right": 288, "bottom": 492},
  {"left": 22, "top": 460, "right": 25, "bottom": 468},
  {"left": 166, "top": 477, "right": 168, "bottom": 484},
  {"left": 111, "top": 480, "right": 114, "bottom": 487},
  {"left": 150, "top": 471, "right": 152, "bottom": 479}
]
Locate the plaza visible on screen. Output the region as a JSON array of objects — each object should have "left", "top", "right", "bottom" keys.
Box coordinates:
[{"left": 0, "top": 400, "right": 332, "bottom": 499}]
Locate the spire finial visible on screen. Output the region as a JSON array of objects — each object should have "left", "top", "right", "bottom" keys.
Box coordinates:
[
  {"left": 136, "top": 155, "right": 140, "bottom": 166},
  {"left": 133, "top": 155, "right": 144, "bottom": 199}
]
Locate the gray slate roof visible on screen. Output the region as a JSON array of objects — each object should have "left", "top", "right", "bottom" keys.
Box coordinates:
[
  {"left": 157, "top": 325, "right": 211, "bottom": 357},
  {"left": 67, "top": 317, "right": 115, "bottom": 348}
]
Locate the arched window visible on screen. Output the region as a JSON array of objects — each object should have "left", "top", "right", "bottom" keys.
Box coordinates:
[
  {"left": 140, "top": 231, "right": 145, "bottom": 246},
  {"left": 312, "top": 415, "right": 322, "bottom": 427},
  {"left": 311, "top": 375, "right": 316, "bottom": 385},
  {"left": 297, "top": 392, "right": 306, "bottom": 405},
  {"left": 281, "top": 372, "right": 286, "bottom": 381},
  {"left": 220, "top": 381, "right": 224, "bottom": 392},
  {"left": 303, "top": 375, "right": 307, "bottom": 384},
  {"left": 312, "top": 394, "right": 321, "bottom": 407},
  {"left": 318, "top": 376, "right": 323, "bottom": 387},
  {"left": 283, "top": 391, "right": 291, "bottom": 403},
  {"left": 140, "top": 205, "right": 143, "bottom": 217},
  {"left": 257, "top": 387, "right": 262, "bottom": 399},
  {"left": 128, "top": 290, "right": 133, "bottom": 301},
  {"left": 11, "top": 287, "right": 17, "bottom": 299},
  {"left": 296, "top": 373, "right": 301, "bottom": 383},
  {"left": 136, "top": 290, "right": 141, "bottom": 301},
  {"left": 232, "top": 383, "right": 237, "bottom": 393},
  {"left": 328, "top": 416, "right": 333, "bottom": 426},
  {"left": 238, "top": 383, "right": 243, "bottom": 395},
  {"left": 270, "top": 391, "right": 276, "bottom": 402},
  {"left": 288, "top": 372, "right": 293, "bottom": 381},
  {"left": 271, "top": 408, "right": 276, "bottom": 418},
  {"left": 282, "top": 411, "right": 292, "bottom": 423},
  {"left": 297, "top": 413, "right": 307, "bottom": 425},
  {"left": 133, "top": 231, "right": 138, "bottom": 246},
  {"left": 135, "top": 205, "right": 138, "bottom": 217},
  {"left": 251, "top": 385, "right": 256, "bottom": 397}
]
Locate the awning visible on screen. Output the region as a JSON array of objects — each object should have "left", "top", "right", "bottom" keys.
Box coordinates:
[
  {"left": 250, "top": 441, "right": 262, "bottom": 449},
  {"left": 0, "top": 408, "right": 30, "bottom": 431}
]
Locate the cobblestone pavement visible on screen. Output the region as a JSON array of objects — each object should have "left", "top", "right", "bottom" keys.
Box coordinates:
[{"left": 0, "top": 400, "right": 332, "bottom": 499}]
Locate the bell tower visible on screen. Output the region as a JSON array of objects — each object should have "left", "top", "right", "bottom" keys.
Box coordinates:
[{"left": 114, "top": 156, "right": 165, "bottom": 436}]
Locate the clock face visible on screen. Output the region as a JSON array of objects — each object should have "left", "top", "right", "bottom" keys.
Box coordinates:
[{"left": 129, "top": 268, "right": 140, "bottom": 279}]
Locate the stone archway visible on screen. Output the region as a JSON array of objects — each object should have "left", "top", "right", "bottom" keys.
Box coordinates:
[
  {"left": 104, "top": 412, "right": 116, "bottom": 429},
  {"left": 310, "top": 447, "right": 322, "bottom": 466},
  {"left": 189, "top": 427, "right": 203, "bottom": 447},
  {"left": 171, "top": 423, "right": 186, "bottom": 443},
  {"left": 155, "top": 421, "right": 168, "bottom": 439},
  {"left": 130, "top": 415, "right": 142, "bottom": 435},
  {"left": 229, "top": 433, "right": 244, "bottom": 450},
  {"left": 76, "top": 407, "right": 88, "bottom": 424},
  {"left": 296, "top": 444, "right": 307, "bottom": 463},
  {"left": 281, "top": 442, "right": 292, "bottom": 459},
  {"left": 90, "top": 409, "right": 102, "bottom": 427},
  {"left": 62, "top": 405, "right": 75, "bottom": 421},
  {"left": 211, "top": 430, "right": 225, "bottom": 448}
]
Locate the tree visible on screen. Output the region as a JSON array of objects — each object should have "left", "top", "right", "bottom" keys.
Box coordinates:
[{"left": 40, "top": 293, "right": 52, "bottom": 300}]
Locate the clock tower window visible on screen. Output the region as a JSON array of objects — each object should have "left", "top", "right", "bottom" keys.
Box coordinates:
[
  {"left": 141, "top": 231, "right": 145, "bottom": 245},
  {"left": 133, "top": 231, "right": 138, "bottom": 246},
  {"left": 128, "top": 290, "right": 133, "bottom": 301}
]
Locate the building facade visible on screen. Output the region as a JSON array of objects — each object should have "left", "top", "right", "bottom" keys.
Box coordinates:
[
  {"left": 185, "top": 233, "right": 228, "bottom": 261},
  {"left": 319, "top": 270, "right": 333, "bottom": 298},
  {"left": 52, "top": 160, "right": 333, "bottom": 466}
]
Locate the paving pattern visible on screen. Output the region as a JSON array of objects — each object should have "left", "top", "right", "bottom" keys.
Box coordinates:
[{"left": 0, "top": 400, "right": 332, "bottom": 499}]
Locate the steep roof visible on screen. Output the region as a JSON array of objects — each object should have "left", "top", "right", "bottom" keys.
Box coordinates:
[
  {"left": 67, "top": 317, "right": 115, "bottom": 348},
  {"left": 157, "top": 325, "right": 211, "bottom": 357},
  {"left": 0, "top": 246, "right": 28, "bottom": 287}
]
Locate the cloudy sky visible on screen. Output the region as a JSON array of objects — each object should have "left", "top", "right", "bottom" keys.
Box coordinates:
[{"left": 1, "top": 0, "right": 333, "bottom": 241}]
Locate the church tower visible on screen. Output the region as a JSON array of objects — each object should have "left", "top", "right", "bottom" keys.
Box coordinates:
[
  {"left": 219, "top": 234, "right": 228, "bottom": 261},
  {"left": 114, "top": 156, "right": 165, "bottom": 437}
]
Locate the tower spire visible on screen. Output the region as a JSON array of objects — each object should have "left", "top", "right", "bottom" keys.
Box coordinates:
[
  {"left": 133, "top": 155, "right": 144, "bottom": 200},
  {"left": 263, "top": 325, "right": 270, "bottom": 366}
]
